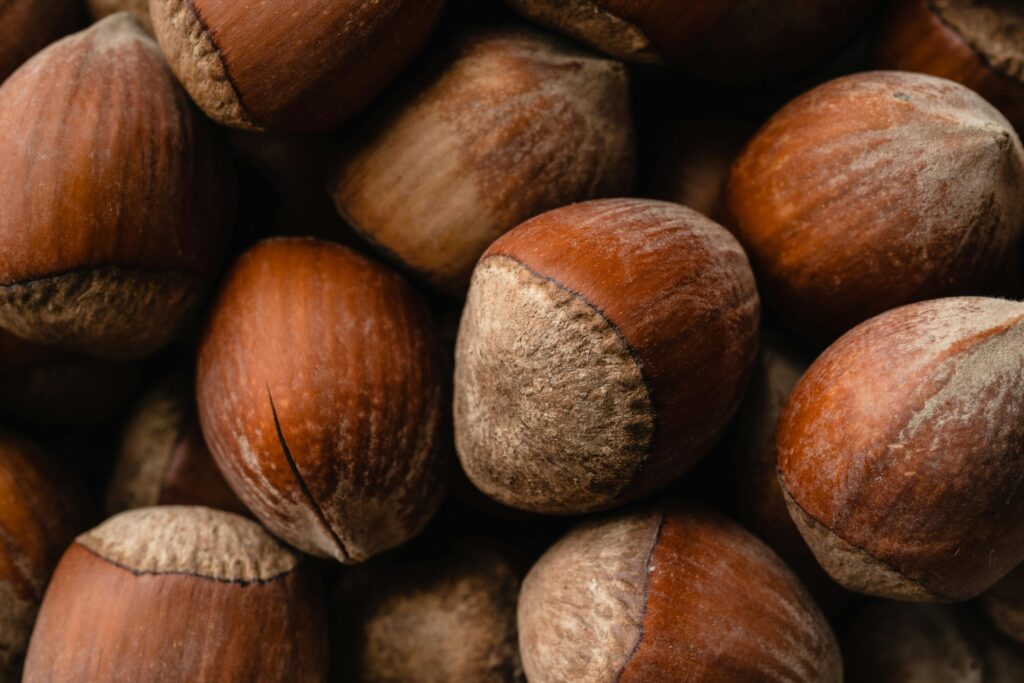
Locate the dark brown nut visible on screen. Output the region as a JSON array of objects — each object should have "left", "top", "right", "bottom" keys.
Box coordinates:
[
  {"left": 732, "top": 335, "right": 850, "bottom": 615},
  {"left": 0, "top": 14, "right": 234, "bottom": 360},
  {"left": 725, "top": 71, "right": 1024, "bottom": 339},
  {"left": 0, "top": 0, "right": 78, "bottom": 83},
  {"left": 518, "top": 501, "right": 841, "bottom": 682},
  {"left": 149, "top": 0, "right": 446, "bottom": 132},
  {"left": 0, "top": 329, "right": 140, "bottom": 427},
  {"left": 22, "top": 506, "right": 327, "bottom": 682},
  {"left": 454, "top": 198, "right": 759, "bottom": 514},
  {"left": 844, "top": 601, "right": 1024, "bottom": 683},
  {"left": 877, "top": 0, "right": 1024, "bottom": 133},
  {"left": 0, "top": 432, "right": 90, "bottom": 680},
  {"left": 330, "top": 27, "right": 635, "bottom": 294},
  {"left": 333, "top": 539, "right": 523, "bottom": 682},
  {"left": 778, "top": 297, "right": 1024, "bottom": 602},
  {"left": 980, "top": 565, "right": 1024, "bottom": 645},
  {"left": 87, "top": 0, "right": 151, "bottom": 31},
  {"left": 502, "top": 0, "right": 874, "bottom": 81},
  {"left": 106, "top": 374, "right": 247, "bottom": 517},
  {"left": 197, "top": 238, "right": 448, "bottom": 563}
]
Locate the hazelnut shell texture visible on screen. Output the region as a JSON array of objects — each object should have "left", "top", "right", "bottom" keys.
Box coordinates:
[
  {"left": 725, "top": 71, "right": 1024, "bottom": 339},
  {"left": 454, "top": 198, "right": 759, "bottom": 514},
  {"left": 778, "top": 297, "right": 1024, "bottom": 601},
  {"left": 980, "top": 565, "right": 1024, "bottom": 645},
  {"left": 0, "top": 0, "right": 78, "bottom": 82},
  {"left": 149, "top": 0, "right": 446, "bottom": 132},
  {"left": 330, "top": 27, "right": 636, "bottom": 294},
  {"left": 333, "top": 539, "right": 523, "bottom": 682},
  {"left": 88, "top": 0, "right": 152, "bottom": 31},
  {"left": 843, "top": 601, "right": 1024, "bottom": 683},
  {"left": 22, "top": 506, "right": 327, "bottom": 683},
  {"left": 502, "top": 0, "right": 874, "bottom": 81},
  {"left": 0, "top": 433, "right": 89, "bottom": 680},
  {"left": 197, "top": 238, "right": 447, "bottom": 563},
  {"left": 518, "top": 501, "right": 841, "bottom": 682},
  {"left": 0, "top": 14, "right": 234, "bottom": 359},
  {"left": 107, "top": 374, "right": 247, "bottom": 516},
  {"left": 877, "top": 0, "right": 1024, "bottom": 132}
]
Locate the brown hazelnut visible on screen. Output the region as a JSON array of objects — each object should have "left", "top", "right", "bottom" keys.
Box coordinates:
[
  {"left": 0, "top": 0, "right": 78, "bottom": 83},
  {"left": 877, "top": 0, "right": 1024, "bottom": 133},
  {"left": 149, "top": 0, "right": 445, "bottom": 133},
  {"left": 725, "top": 71, "right": 1024, "bottom": 339},
  {"left": 502, "top": 0, "right": 874, "bottom": 81},
  {"left": 981, "top": 565, "right": 1024, "bottom": 645},
  {"left": 330, "top": 27, "right": 636, "bottom": 294},
  {"left": 22, "top": 506, "right": 328, "bottom": 682},
  {"left": 87, "top": 0, "right": 151, "bottom": 32},
  {"left": 0, "top": 329, "right": 140, "bottom": 427},
  {"left": 454, "top": 198, "right": 759, "bottom": 514},
  {"left": 778, "top": 297, "right": 1024, "bottom": 602},
  {"left": 107, "top": 374, "right": 247, "bottom": 517},
  {"left": 0, "top": 14, "right": 234, "bottom": 360},
  {"left": 0, "top": 432, "right": 90, "bottom": 680},
  {"left": 844, "top": 601, "right": 1024, "bottom": 682},
  {"left": 332, "top": 538, "right": 523, "bottom": 682},
  {"left": 518, "top": 501, "right": 841, "bottom": 682},
  {"left": 197, "top": 238, "right": 448, "bottom": 563},
  {"left": 732, "top": 335, "right": 850, "bottom": 615}
]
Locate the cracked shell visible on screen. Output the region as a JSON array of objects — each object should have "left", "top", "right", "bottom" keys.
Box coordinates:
[
  {"left": 518, "top": 500, "right": 841, "bottom": 682},
  {"left": 196, "top": 238, "right": 448, "bottom": 563},
  {"left": 0, "top": 13, "right": 234, "bottom": 360},
  {"left": 778, "top": 297, "right": 1024, "bottom": 602},
  {"left": 22, "top": 506, "right": 327, "bottom": 683}
]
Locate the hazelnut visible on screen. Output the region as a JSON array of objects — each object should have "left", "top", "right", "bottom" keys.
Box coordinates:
[
  {"left": 332, "top": 538, "right": 523, "bottom": 682},
  {"left": 0, "top": 0, "right": 78, "bottom": 83},
  {"left": 107, "top": 374, "right": 247, "bottom": 517},
  {"left": 22, "top": 506, "right": 328, "bottom": 682},
  {"left": 330, "top": 27, "right": 636, "bottom": 294},
  {"left": 454, "top": 198, "right": 759, "bottom": 514},
  {"left": 725, "top": 71, "right": 1024, "bottom": 339},
  {"left": 197, "top": 238, "right": 448, "bottom": 563},
  {"left": 0, "top": 14, "right": 234, "bottom": 360},
  {"left": 0, "top": 432, "right": 90, "bottom": 680},
  {"left": 149, "top": 0, "right": 445, "bottom": 132},
  {"left": 732, "top": 335, "right": 850, "bottom": 614},
  {"left": 502, "top": 0, "right": 874, "bottom": 81},
  {"left": 778, "top": 297, "right": 1024, "bottom": 602},
  {"left": 877, "top": 0, "right": 1024, "bottom": 132},
  {"left": 0, "top": 329, "right": 140, "bottom": 427},
  {"left": 844, "top": 601, "right": 1024, "bottom": 682},
  {"left": 518, "top": 501, "right": 841, "bottom": 682},
  {"left": 981, "top": 565, "right": 1024, "bottom": 645},
  {"left": 87, "top": 0, "right": 151, "bottom": 32}
]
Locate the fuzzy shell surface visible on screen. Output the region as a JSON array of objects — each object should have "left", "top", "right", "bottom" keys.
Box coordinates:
[
  {"left": 22, "top": 508, "right": 327, "bottom": 683},
  {"left": 778, "top": 297, "right": 1024, "bottom": 601},
  {"left": 518, "top": 501, "right": 841, "bottom": 682},
  {"left": 980, "top": 565, "right": 1024, "bottom": 644},
  {"left": 876, "top": 0, "right": 1024, "bottom": 132},
  {"left": 197, "top": 238, "right": 447, "bottom": 563},
  {"left": 843, "top": 601, "right": 1024, "bottom": 683},
  {"left": 331, "top": 26, "right": 635, "bottom": 293},
  {"left": 0, "top": 433, "right": 88, "bottom": 681},
  {"left": 0, "top": 14, "right": 233, "bottom": 358},
  {"left": 333, "top": 539, "right": 523, "bottom": 682},
  {"left": 88, "top": 0, "right": 152, "bottom": 30},
  {"left": 149, "top": 0, "right": 445, "bottom": 132},
  {"left": 454, "top": 198, "right": 759, "bottom": 514},
  {"left": 725, "top": 71, "right": 1024, "bottom": 339},
  {"left": 0, "top": 0, "right": 78, "bottom": 82}
]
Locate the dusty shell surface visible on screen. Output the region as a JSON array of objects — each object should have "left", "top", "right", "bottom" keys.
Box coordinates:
[
  {"left": 778, "top": 297, "right": 1024, "bottom": 601},
  {"left": 725, "top": 71, "right": 1024, "bottom": 338},
  {"left": 331, "top": 26, "right": 635, "bottom": 293},
  {"left": 932, "top": 0, "right": 1024, "bottom": 82},
  {"left": 518, "top": 501, "right": 840, "bottom": 682}
]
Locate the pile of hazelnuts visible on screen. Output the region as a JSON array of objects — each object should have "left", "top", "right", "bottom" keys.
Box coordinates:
[{"left": 0, "top": 0, "right": 1023, "bottom": 681}]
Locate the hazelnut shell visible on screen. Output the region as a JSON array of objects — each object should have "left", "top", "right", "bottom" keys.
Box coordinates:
[{"left": 0, "top": 0, "right": 78, "bottom": 82}]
